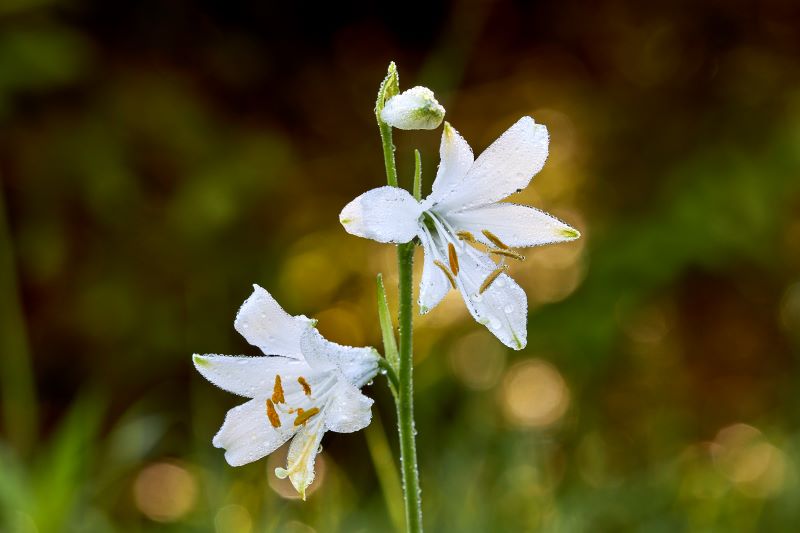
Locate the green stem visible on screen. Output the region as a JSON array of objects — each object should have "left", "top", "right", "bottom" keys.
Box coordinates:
[
  {"left": 396, "top": 241, "right": 422, "bottom": 533},
  {"left": 379, "top": 122, "right": 398, "bottom": 187}
]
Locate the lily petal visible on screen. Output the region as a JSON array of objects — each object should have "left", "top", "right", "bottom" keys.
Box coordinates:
[
  {"left": 418, "top": 231, "right": 451, "bottom": 314},
  {"left": 457, "top": 251, "right": 528, "bottom": 350},
  {"left": 435, "top": 117, "right": 549, "bottom": 212},
  {"left": 325, "top": 381, "right": 374, "bottom": 433},
  {"left": 234, "top": 285, "right": 314, "bottom": 358},
  {"left": 275, "top": 412, "right": 326, "bottom": 500},
  {"left": 213, "top": 398, "right": 295, "bottom": 466},
  {"left": 193, "top": 353, "right": 312, "bottom": 398},
  {"left": 300, "top": 328, "right": 379, "bottom": 388},
  {"left": 340, "top": 186, "right": 422, "bottom": 244},
  {"left": 447, "top": 202, "right": 580, "bottom": 248},
  {"left": 426, "top": 122, "right": 474, "bottom": 207}
]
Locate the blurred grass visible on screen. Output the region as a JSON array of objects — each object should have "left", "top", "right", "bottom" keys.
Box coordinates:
[{"left": 2, "top": 0, "right": 800, "bottom": 531}]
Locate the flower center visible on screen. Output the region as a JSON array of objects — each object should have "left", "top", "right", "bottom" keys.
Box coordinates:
[
  {"left": 265, "top": 373, "right": 335, "bottom": 429},
  {"left": 418, "top": 210, "right": 526, "bottom": 299}
]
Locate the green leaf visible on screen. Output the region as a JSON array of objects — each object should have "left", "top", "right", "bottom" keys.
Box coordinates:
[
  {"left": 376, "top": 273, "right": 399, "bottom": 375},
  {"left": 413, "top": 149, "right": 422, "bottom": 201}
]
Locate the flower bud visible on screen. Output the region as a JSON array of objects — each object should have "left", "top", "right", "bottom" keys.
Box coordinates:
[{"left": 380, "top": 86, "right": 445, "bottom": 130}]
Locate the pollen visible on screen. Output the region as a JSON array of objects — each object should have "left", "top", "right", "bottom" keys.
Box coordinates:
[
  {"left": 479, "top": 264, "right": 509, "bottom": 294},
  {"left": 456, "top": 231, "right": 477, "bottom": 244},
  {"left": 272, "top": 375, "right": 285, "bottom": 404},
  {"left": 489, "top": 248, "right": 525, "bottom": 261},
  {"left": 482, "top": 230, "right": 510, "bottom": 250},
  {"left": 447, "top": 242, "right": 460, "bottom": 275},
  {"left": 294, "top": 407, "right": 320, "bottom": 426},
  {"left": 298, "top": 376, "right": 312, "bottom": 396},
  {"left": 434, "top": 260, "right": 457, "bottom": 289},
  {"left": 266, "top": 399, "right": 281, "bottom": 428}
]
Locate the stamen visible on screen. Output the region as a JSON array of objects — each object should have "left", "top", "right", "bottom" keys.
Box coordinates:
[
  {"left": 298, "top": 376, "right": 312, "bottom": 396},
  {"left": 294, "top": 407, "right": 320, "bottom": 426},
  {"left": 272, "top": 375, "right": 285, "bottom": 404},
  {"left": 456, "top": 231, "right": 477, "bottom": 244},
  {"left": 433, "top": 260, "right": 457, "bottom": 289},
  {"left": 266, "top": 399, "right": 281, "bottom": 428},
  {"left": 447, "top": 242, "right": 460, "bottom": 275},
  {"left": 482, "top": 230, "right": 510, "bottom": 250},
  {"left": 479, "top": 265, "right": 509, "bottom": 294},
  {"left": 489, "top": 248, "right": 525, "bottom": 261}
]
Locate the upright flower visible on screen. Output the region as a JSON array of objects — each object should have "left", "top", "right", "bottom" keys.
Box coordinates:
[
  {"left": 193, "top": 285, "right": 379, "bottom": 499},
  {"left": 340, "top": 117, "right": 580, "bottom": 350}
]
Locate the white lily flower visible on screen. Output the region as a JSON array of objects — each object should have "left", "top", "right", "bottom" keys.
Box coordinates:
[
  {"left": 380, "top": 86, "right": 445, "bottom": 130},
  {"left": 193, "top": 285, "right": 379, "bottom": 499},
  {"left": 340, "top": 117, "right": 580, "bottom": 350}
]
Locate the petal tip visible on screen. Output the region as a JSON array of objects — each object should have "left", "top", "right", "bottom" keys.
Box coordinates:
[{"left": 557, "top": 227, "right": 581, "bottom": 240}]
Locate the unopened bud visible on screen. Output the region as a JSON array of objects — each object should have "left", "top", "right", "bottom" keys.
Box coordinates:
[{"left": 380, "top": 86, "right": 445, "bottom": 130}]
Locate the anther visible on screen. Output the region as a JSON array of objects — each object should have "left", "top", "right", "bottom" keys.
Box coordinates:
[
  {"left": 482, "top": 230, "right": 510, "bottom": 250},
  {"left": 433, "top": 260, "right": 457, "bottom": 289},
  {"left": 294, "top": 407, "right": 320, "bottom": 426},
  {"left": 298, "top": 376, "right": 312, "bottom": 396},
  {"left": 489, "top": 248, "right": 525, "bottom": 261},
  {"left": 479, "top": 264, "right": 508, "bottom": 294},
  {"left": 272, "top": 375, "right": 285, "bottom": 404},
  {"left": 456, "top": 231, "right": 477, "bottom": 244},
  {"left": 266, "top": 399, "right": 281, "bottom": 428},
  {"left": 447, "top": 242, "right": 460, "bottom": 275}
]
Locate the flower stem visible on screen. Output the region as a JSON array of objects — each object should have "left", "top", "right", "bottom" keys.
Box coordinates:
[
  {"left": 376, "top": 65, "right": 423, "bottom": 530},
  {"left": 379, "top": 122, "right": 398, "bottom": 187},
  {"left": 396, "top": 240, "right": 422, "bottom": 533}
]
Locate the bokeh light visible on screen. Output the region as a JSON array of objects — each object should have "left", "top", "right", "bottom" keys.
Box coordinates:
[
  {"left": 500, "top": 359, "right": 570, "bottom": 428},
  {"left": 448, "top": 330, "right": 507, "bottom": 390},
  {"left": 133, "top": 461, "right": 197, "bottom": 522}
]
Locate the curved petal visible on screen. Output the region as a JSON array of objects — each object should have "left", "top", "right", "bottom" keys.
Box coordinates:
[
  {"left": 456, "top": 251, "right": 528, "bottom": 350},
  {"left": 425, "top": 122, "right": 474, "bottom": 207},
  {"left": 234, "top": 285, "right": 314, "bottom": 358},
  {"left": 193, "top": 353, "right": 312, "bottom": 398},
  {"left": 325, "top": 381, "right": 374, "bottom": 434},
  {"left": 435, "top": 117, "right": 549, "bottom": 212},
  {"left": 340, "top": 186, "right": 422, "bottom": 244},
  {"left": 447, "top": 203, "right": 580, "bottom": 248},
  {"left": 418, "top": 231, "right": 450, "bottom": 314},
  {"left": 275, "top": 413, "right": 326, "bottom": 500},
  {"left": 300, "top": 328, "right": 379, "bottom": 388},
  {"left": 212, "top": 398, "right": 296, "bottom": 466}
]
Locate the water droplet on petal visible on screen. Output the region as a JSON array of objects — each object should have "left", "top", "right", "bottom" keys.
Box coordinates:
[
  {"left": 473, "top": 293, "right": 483, "bottom": 303},
  {"left": 490, "top": 317, "right": 501, "bottom": 330},
  {"left": 495, "top": 279, "right": 505, "bottom": 288},
  {"left": 504, "top": 305, "right": 514, "bottom": 314}
]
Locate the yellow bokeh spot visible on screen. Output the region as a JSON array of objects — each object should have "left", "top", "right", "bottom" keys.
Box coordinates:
[
  {"left": 133, "top": 461, "right": 197, "bottom": 522},
  {"left": 500, "top": 359, "right": 570, "bottom": 428},
  {"left": 448, "top": 330, "right": 507, "bottom": 390}
]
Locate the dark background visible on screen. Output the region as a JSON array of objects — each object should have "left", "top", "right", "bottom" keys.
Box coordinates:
[{"left": 2, "top": 0, "right": 800, "bottom": 531}]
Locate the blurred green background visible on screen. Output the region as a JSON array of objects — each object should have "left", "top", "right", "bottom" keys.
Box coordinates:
[{"left": 2, "top": 0, "right": 800, "bottom": 531}]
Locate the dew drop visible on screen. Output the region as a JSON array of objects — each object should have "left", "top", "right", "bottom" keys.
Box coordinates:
[
  {"left": 495, "top": 279, "right": 505, "bottom": 288},
  {"left": 260, "top": 313, "right": 267, "bottom": 319},
  {"left": 367, "top": 379, "right": 374, "bottom": 386},
  {"left": 241, "top": 322, "right": 250, "bottom": 329},
  {"left": 504, "top": 305, "right": 513, "bottom": 314},
  {"left": 473, "top": 293, "right": 483, "bottom": 303},
  {"left": 317, "top": 445, "right": 323, "bottom": 453},
  {"left": 490, "top": 317, "right": 501, "bottom": 330},
  {"left": 379, "top": 368, "right": 387, "bottom": 375}
]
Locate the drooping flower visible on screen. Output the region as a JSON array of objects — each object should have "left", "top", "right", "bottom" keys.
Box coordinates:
[
  {"left": 193, "top": 285, "right": 379, "bottom": 499},
  {"left": 380, "top": 86, "right": 445, "bottom": 130},
  {"left": 340, "top": 117, "right": 580, "bottom": 350}
]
